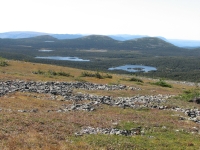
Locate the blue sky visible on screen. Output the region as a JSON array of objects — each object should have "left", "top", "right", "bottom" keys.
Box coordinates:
[{"left": 0, "top": 0, "right": 200, "bottom": 40}]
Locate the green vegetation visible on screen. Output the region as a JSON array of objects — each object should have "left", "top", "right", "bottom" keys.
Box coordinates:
[
  {"left": 32, "top": 69, "right": 73, "bottom": 77},
  {"left": 0, "top": 57, "right": 9, "bottom": 67},
  {"left": 121, "top": 77, "right": 143, "bottom": 83},
  {"left": 1, "top": 35, "right": 200, "bottom": 82},
  {"left": 177, "top": 88, "right": 200, "bottom": 101},
  {"left": 151, "top": 79, "right": 172, "bottom": 88},
  {"left": 81, "top": 71, "right": 112, "bottom": 79},
  {"left": 0, "top": 60, "right": 200, "bottom": 149},
  {"left": 71, "top": 131, "right": 200, "bottom": 150},
  {"left": 115, "top": 121, "right": 141, "bottom": 130},
  {"left": 32, "top": 69, "right": 45, "bottom": 75}
]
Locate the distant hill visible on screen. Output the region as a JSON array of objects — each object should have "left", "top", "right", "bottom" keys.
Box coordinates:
[
  {"left": 0, "top": 31, "right": 47, "bottom": 39},
  {"left": 51, "top": 34, "right": 83, "bottom": 39},
  {"left": 0, "top": 31, "right": 200, "bottom": 48},
  {"left": 166, "top": 39, "right": 200, "bottom": 48},
  {"left": 0, "top": 31, "right": 84, "bottom": 40},
  {"left": 108, "top": 34, "right": 147, "bottom": 41},
  {"left": 0, "top": 34, "right": 181, "bottom": 53}
]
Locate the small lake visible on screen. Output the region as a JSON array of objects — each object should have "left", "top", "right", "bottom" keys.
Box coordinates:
[
  {"left": 108, "top": 65, "right": 157, "bottom": 72},
  {"left": 44, "top": 41, "right": 55, "bottom": 42},
  {"left": 35, "top": 56, "right": 90, "bottom": 62},
  {"left": 38, "top": 50, "right": 54, "bottom": 52}
]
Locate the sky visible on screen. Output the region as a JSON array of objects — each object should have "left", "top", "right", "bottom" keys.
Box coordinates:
[{"left": 0, "top": 0, "right": 200, "bottom": 40}]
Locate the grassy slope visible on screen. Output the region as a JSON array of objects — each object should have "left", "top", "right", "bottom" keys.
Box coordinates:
[{"left": 0, "top": 60, "right": 200, "bottom": 149}]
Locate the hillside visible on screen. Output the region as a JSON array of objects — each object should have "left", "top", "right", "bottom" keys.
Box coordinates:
[
  {"left": 0, "top": 59, "right": 200, "bottom": 149},
  {"left": 0, "top": 34, "right": 179, "bottom": 50},
  {"left": 1, "top": 31, "right": 200, "bottom": 48},
  {"left": 0, "top": 35, "right": 200, "bottom": 82},
  {"left": 0, "top": 34, "right": 185, "bottom": 53}
]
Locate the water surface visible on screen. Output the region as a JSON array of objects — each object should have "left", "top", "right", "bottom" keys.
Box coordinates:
[
  {"left": 108, "top": 65, "right": 157, "bottom": 72},
  {"left": 35, "top": 56, "right": 90, "bottom": 62},
  {"left": 38, "top": 50, "right": 54, "bottom": 52}
]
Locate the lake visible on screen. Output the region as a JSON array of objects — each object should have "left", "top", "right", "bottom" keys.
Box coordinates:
[
  {"left": 108, "top": 65, "right": 157, "bottom": 72},
  {"left": 44, "top": 41, "right": 55, "bottom": 42},
  {"left": 35, "top": 56, "right": 90, "bottom": 62},
  {"left": 38, "top": 50, "right": 54, "bottom": 52}
]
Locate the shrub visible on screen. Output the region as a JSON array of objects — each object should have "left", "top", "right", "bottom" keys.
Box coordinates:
[
  {"left": 32, "top": 70, "right": 45, "bottom": 75},
  {"left": 47, "top": 70, "right": 57, "bottom": 76},
  {"left": 129, "top": 77, "right": 143, "bottom": 83},
  {"left": 151, "top": 79, "right": 172, "bottom": 88},
  {"left": 32, "top": 69, "right": 72, "bottom": 77},
  {"left": 81, "top": 71, "right": 112, "bottom": 79},
  {"left": 104, "top": 74, "right": 113, "bottom": 79},
  {"left": 0, "top": 57, "right": 9, "bottom": 67},
  {"left": 121, "top": 77, "right": 143, "bottom": 83},
  {"left": 177, "top": 88, "right": 200, "bottom": 101},
  {"left": 57, "top": 71, "right": 71, "bottom": 77},
  {"left": 81, "top": 71, "right": 94, "bottom": 77}
]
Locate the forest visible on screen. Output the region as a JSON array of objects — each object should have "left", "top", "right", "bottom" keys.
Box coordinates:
[{"left": 0, "top": 35, "right": 200, "bottom": 82}]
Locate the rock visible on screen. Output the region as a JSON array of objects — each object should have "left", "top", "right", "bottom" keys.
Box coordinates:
[
  {"left": 189, "top": 98, "right": 200, "bottom": 104},
  {"left": 75, "top": 126, "right": 143, "bottom": 136},
  {"left": 30, "top": 109, "right": 38, "bottom": 113},
  {"left": 196, "top": 116, "right": 200, "bottom": 121}
]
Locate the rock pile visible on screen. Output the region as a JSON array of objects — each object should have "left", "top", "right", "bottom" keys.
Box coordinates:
[
  {"left": 161, "top": 107, "right": 200, "bottom": 123},
  {"left": 75, "top": 126, "right": 143, "bottom": 136},
  {"left": 54, "top": 93, "right": 170, "bottom": 112},
  {"left": 0, "top": 80, "right": 140, "bottom": 97},
  {"left": 1, "top": 80, "right": 199, "bottom": 124}
]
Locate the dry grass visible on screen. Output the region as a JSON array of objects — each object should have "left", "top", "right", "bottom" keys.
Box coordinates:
[
  {"left": 0, "top": 60, "right": 200, "bottom": 149},
  {"left": 1, "top": 92, "right": 199, "bottom": 149}
]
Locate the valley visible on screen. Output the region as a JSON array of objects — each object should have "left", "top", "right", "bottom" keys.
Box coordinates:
[
  {"left": 0, "top": 34, "right": 200, "bottom": 149},
  {"left": 0, "top": 35, "right": 200, "bottom": 82}
]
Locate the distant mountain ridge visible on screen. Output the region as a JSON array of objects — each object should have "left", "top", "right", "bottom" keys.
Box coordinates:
[
  {"left": 0, "top": 31, "right": 200, "bottom": 48},
  {"left": 0, "top": 34, "right": 181, "bottom": 53}
]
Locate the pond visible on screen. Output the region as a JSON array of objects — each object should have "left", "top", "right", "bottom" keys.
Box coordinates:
[
  {"left": 35, "top": 56, "right": 90, "bottom": 62},
  {"left": 108, "top": 65, "right": 157, "bottom": 72},
  {"left": 38, "top": 50, "right": 54, "bottom": 52},
  {"left": 44, "top": 41, "right": 55, "bottom": 42}
]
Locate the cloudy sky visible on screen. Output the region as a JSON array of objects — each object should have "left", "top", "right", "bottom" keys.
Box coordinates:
[{"left": 0, "top": 0, "right": 200, "bottom": 40}]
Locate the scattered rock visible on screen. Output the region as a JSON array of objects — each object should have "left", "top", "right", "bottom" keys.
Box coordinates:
[{"left": 75, "top": 126, "right": 143, "bottom": 136}]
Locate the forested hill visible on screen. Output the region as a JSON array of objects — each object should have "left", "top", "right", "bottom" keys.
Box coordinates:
[
  {"left": 1, "top": 34, "right": 200, "bottom": 82},
  {"left": 1, "top": 31, "right": 200, "bottom": 48},
  {"left": 0, "top": 34, "right": 181, "bottom": 51}
]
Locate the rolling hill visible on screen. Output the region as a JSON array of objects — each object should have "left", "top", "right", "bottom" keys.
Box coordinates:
[{"left": 1, "top": 31, "right": 200, "bottom": 48}]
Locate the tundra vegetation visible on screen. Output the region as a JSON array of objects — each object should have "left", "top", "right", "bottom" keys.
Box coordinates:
[{"left": 0, "top": 59, "right": 200, "bottom": 149}]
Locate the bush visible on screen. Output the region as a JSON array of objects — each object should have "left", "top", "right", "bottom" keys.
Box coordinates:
[
  {"left": 81, "top": 71, "right": 112, "bottom": 79},
  {"left": 177, "top": 88, "right": 200, "bottom": 101},
  {"left": 94, "top": 72, "right": 103, "bottom": 79},
  {"left": 0, "top": 57, "right": 9, "bottom": 67},
  {"left": 32, "top": 70, "right": 45, "bottom": 75},
  {"left": 57, "top": 71, "right": 71, "bottom": 77},
  {"left": 129, "top": 77, "right": 143, "bottom": 83},
  {"left": 151, "top": 79, "right": 172, "bottom": 88},
  {"left": 48, "top": 70, "right": 57, "bottom": 76},
  {"left": 104, "top": 74, "right": 113, "bottom": 79},
  {"left": 121, "top": 77, "right": 143, "bottom": 83},
  {"left": 81, "top": 71, "right": 94, "bottom": 77},
  {"left": 32, "top": 69, "right": 73, "bottom": 77}
]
